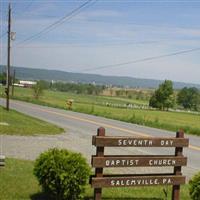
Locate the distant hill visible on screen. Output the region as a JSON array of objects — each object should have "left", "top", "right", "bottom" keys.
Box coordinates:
[{"left": 1, "top": 65, "right": 200, "bottom": 89}]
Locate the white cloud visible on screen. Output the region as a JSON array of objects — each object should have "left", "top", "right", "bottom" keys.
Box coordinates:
[
  {"left": 1, "top": 4, "right": 200, "bottom": 84},
  {"left": 6, "top": 39, "right": 199, "bottom": 84}
]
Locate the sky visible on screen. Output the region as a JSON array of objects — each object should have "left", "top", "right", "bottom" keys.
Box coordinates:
[{"left": 1, "top": 0, "right": 200, "bottom": 84}]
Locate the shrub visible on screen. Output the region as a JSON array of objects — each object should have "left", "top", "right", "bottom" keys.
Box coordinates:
[
  {"left": 32, "top": 81, "right": 44, "bottom": 99},
  {"left": 189, "top": 171, "right": 200, "bottom": 200},
  {"left": 33, "top": 148, "right": 91, "bottom": 200}
]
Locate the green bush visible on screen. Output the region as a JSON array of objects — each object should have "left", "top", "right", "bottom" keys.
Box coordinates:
[
  {"left": 33, "top": 148, "right": 91, "bottom": 200},
  {"left": 189, "top": 171, "right": 200, "bottom": 200}
]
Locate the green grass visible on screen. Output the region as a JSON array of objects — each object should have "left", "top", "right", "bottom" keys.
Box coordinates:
[
  {"left": 0, "top": 158, "right": 41, "bottom": 200},
  {"left": 1, "top": 87, "right": 147, "bottom": 107},
  {"left": 1, "top": 86, "right": 200, "bottom": 136},
  {"left": 0, "top": 158, "right": 191, "bottom": 200},
  {"left": 0, "top": 106, "right": 64, "bottom": 135}
]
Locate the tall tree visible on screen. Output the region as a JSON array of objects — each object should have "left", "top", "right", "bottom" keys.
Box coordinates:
[
  {"left": 177, "top": 87, "right": 200, "bottom": 111},
  {"left": 149, "top": 80, "right": 174, "bottom": 110}
]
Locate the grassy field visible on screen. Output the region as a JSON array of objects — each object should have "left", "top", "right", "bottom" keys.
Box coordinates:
[
  {"left": 0, "top": 106, "right": 64, "bottom": 135},
  {"left": 1, "top": 86, "right": 200, "bottom": 136},
  {"left": 0, "top": 158, "right": 191, "bottom": 200},
  {"left": 0, "top": 86, "right": 148, "bottom": 106},
  {"left": 0, "top": 158, "right": 41, "bottom": 200}
]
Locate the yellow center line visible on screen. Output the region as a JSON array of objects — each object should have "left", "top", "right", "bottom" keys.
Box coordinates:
[
  {"left": 189, "top": 145, "right": 200, "bottom": 151},
  {"left": 13, "top": 101, "right": 200, "bottom": 151}
]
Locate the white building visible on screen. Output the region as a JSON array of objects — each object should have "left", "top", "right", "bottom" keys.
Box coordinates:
[{"left": 18, "top": 80, "right": 36, "bottom": 88}]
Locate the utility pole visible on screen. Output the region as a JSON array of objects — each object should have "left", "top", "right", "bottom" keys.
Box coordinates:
[
  {"left": 11, "top": 69, "right": 15, "bottom": 96},
  {"left": 6, "top": 3, "right": 11, "bottom": 111}
]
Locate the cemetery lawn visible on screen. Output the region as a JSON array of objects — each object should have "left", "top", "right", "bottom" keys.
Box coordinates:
[
  {"left": 0, "top": 158, "right": 191, "bottom": 200},
  {"left": 0, "top": 106, "right": 64, "bottom": 135}
]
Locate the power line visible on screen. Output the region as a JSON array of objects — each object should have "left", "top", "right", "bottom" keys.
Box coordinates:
[
  {"left": 80, "top": 47, "right": 200, "bottom": 72},
  {"left": 13, "top": 0, "right": 34, "bottom": 16},
  {"left": 0, "top": 1, "right": 34, "bottom": 39},
  {"left": 14, "top": 40, "right": 158, "bottom": 48},
  {"left": 16, "top": 0, "right": 96, "bottom": 45}
]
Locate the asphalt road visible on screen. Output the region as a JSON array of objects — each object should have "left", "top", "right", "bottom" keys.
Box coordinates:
[{"left": 1, "top": 99, "right": 200, "bottom": 179}]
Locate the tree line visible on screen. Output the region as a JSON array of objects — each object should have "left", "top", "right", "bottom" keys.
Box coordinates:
[
  {"left": 149, "top": 80, "right": 200, "bottom": 111},
  {"left": 50, "top": 81, "right": 105, "bottom": 95},
  {"left": 1, "top": 72, "right": 199, "bottom": 111},
  {"left": 0, "top": 72, "right": 7, "bottom": 85},
  {"left": 31, "top": 80, "right": 105, "bottom": 99},
  {"left": 0, "top": 72, "right": 17, "bottom": 85}
]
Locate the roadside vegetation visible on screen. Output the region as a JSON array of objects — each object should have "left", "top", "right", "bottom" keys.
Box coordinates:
[
  {"left": 0, "top": 106, "right": 64, "bottom": 135},
  {"left": 149, "top": 80, "right": 200, "bottom": 111},
  {"left": 34, "top": 148, "right": 91, "bottom": 200},
  {"left": 0, "top": 158, "right": 191, "bottom": 200},
  {"left": 149, "top": 80, "right": 174, "bottom": 111}
]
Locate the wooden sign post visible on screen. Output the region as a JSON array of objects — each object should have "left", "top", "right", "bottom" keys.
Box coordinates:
[
  {"left": 172, "top": 130, "right": 184, "bottom": 200},
  {"left": 91, "top": 127, "right": 189, "bottom": 200},
  {"left": 94, "top": 127, "right": 105, "bottom": 200}
]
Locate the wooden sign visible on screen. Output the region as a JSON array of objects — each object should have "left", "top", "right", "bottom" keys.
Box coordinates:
[
  {"left": 91, "top": 127, "right": 189, "bottom": 200},
  {"left": 91, "top": 175, "right": 186, "bottom": 188},
  {"left": 92, "top": 136, "right": 189, "bottom": 147},
  {"left": 92, "top": 155, "right": 187, "bottom": 168}
]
